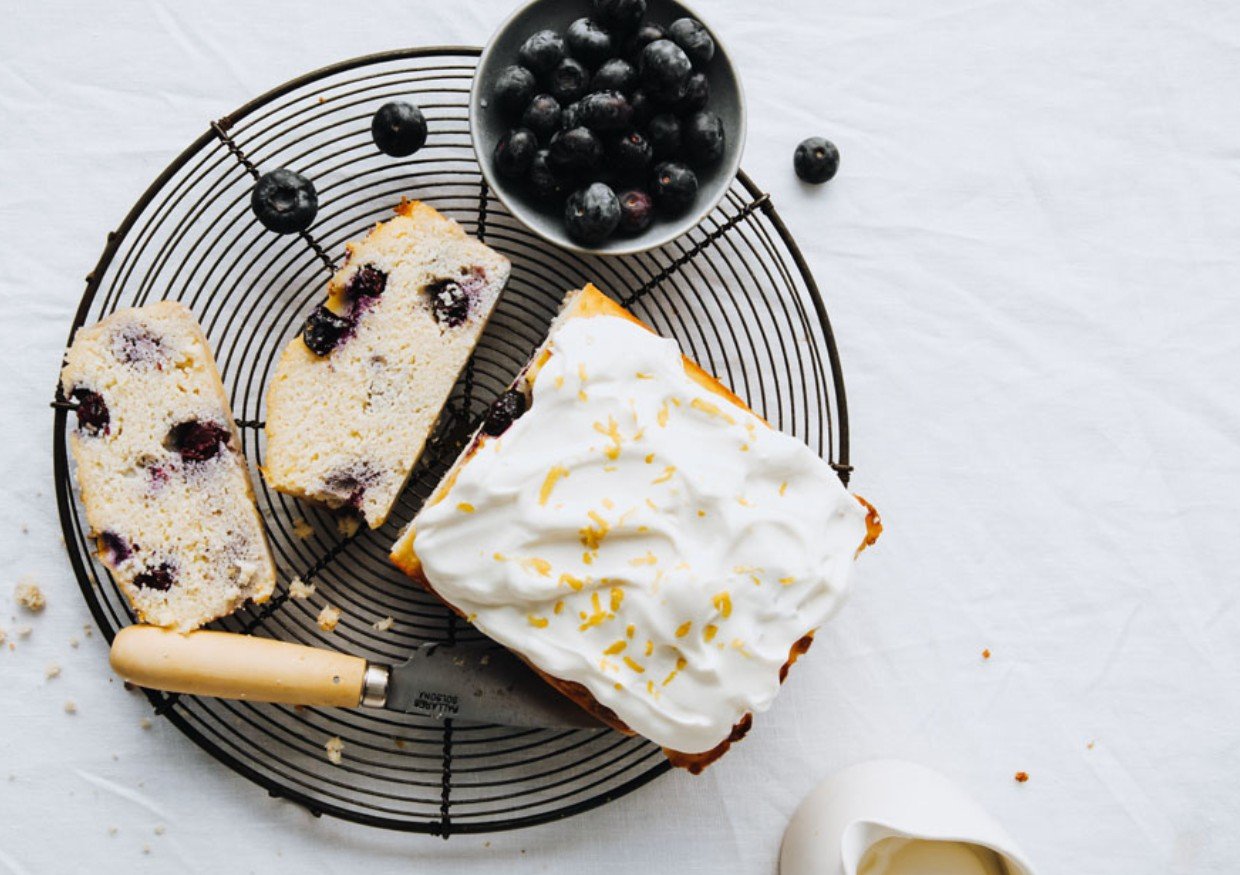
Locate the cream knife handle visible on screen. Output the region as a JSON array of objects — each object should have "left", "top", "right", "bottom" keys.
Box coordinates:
[{"left": 110, "top": 625, "right": 378, "bottom": 708}]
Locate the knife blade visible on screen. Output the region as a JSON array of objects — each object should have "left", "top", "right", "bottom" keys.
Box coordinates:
[
  {"left": 378, "top": 642, "right": 600, "bottom": 728},
  {"left": 109, "top": 625, "right": 602, "bottom": 730}
]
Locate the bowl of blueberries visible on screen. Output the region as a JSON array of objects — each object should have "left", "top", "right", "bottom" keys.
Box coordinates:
[{"left": 470, "top": 0, "right": 745, "bottom": 255}]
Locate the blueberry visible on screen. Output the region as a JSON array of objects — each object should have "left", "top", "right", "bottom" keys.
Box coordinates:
[
  {"left": 650, "top": 161, "right": 698, "bottom": 215},
  {"left": 617, "top": 188, "right": 654, "bottom": 234},
  {"left": 114, "top": 327, "right": 165, "bottom": 368},
  {"left": 98, "top": 531, "right": 133, "bottom": 566},
  {"left": 426, "top": 278, "right": 470, "bottom": 327},
  {"left": 667, "top": 18, "right": 715, "bottom": 68},
  {"left": 302, "top": 305, "right": 352, "bottom": 356},
  {"left": 565, "top": 183, "right": 622, "bottom": 244},
  {"left": 566, "top": 18, "right": 614, "bottom": 68},
  {"left": 609, "top": 130, "right": 653, "bottom": 177},
  {"left": 134, "top": 562, "right": 175, "bottom": 592},
  {"left": 166, "top": 420, "right": 231, "bottom": 463},
  {"left": 528, "top": 149, "right": 569, "bottom": 201},
  {"left": 629, "top": 89, "right": 653, "bottom": 127},
  {"left": 482, "top": 389, "right": 528, "bottom": 437},
  {"left": 521, "top": 94, "right": 562, "bottom": 143},
  {"left": 794, "top": 137, "right": 840, "bottom": 184},
  {"left": 622, "top": 22, "right": 666, "bottom": 61},
  {"left": 518, "top": 29, "right": 567, "bottom": 76},
  {"left": 591, "top": 58, "right": 638, "bottom": 94},
  {"left": 592, "top": 0, "right": 646, "bottom": 33},
  {"left": 640, "top": 40, "right": 692, "bottom": 101},
  {"left": 683, "top": 110, "right": 725, "bottom": 166},
  {"left": 548, "top": 127, "right": 603, "bottom": 176},
  {"left": 676, "top": 72, "right": 709, "bottom": 113},
  {"left": 579, "top": 90, "right": 633, "bottom": 131},
  {"left": 71, "top": 388, "right": 109, "bottom": 436},
  {"left": 561, "top": 100, "right": 585, "bottom": 130},
  {"left": 370, "top": 101, "right": 427, "bottom": 157},
  {"left": 646, "top": 113, "right": 682, "bottom": 159},
  {"left": 495, "top": 127, "right": 539, "bottom": 179},
  {"left": 548, "top": 58, "right": 590, "bottom": 105},
  {"left": 346, "top": 264, "right": 387, "bottom": 299},
  {"left": 324, "top": 465, "right": 379, "bottom": 509},
  {"left": 250, "top": 169, "right": 317, "bottom": 234},
  {"left": 493, "top": 65, "right": 537, "bottom": 117}
]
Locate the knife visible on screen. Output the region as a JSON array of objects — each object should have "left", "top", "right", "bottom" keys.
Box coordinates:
[{"left": 110, "top": 625, "right": 601, "bottom": 729}]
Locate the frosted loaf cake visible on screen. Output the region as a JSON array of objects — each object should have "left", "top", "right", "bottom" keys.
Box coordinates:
[{"left": 392, "top": 285, "right": 880, "bottom": 770}]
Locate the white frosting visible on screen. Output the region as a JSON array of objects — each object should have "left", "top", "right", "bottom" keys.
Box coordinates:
[{"left": 413, "top": 315, "right": 871, "bottom": 753}]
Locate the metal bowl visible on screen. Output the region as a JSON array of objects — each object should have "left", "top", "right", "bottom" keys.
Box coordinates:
[{"left": 470, "top": 0, "right": 746, "bottom": 256}]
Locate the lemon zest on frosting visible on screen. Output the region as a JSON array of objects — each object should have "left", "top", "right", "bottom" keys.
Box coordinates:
[{"left": 539, "top": 466, "right": 570, "bottom": 506}]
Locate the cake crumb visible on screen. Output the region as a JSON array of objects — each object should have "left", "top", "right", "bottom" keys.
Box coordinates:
[
  {"left": 372, "top": 616, "right": 394, "bottom": 632},
  {"left": 140, "top": 717, "right": 152, "bottom": 730},
  {"left": 17, "top": 626, "right": 31, "bottom": 639},
  {"left": 154, "top": 825, "right": 166, "bottom": 836},
  {"left": 45, "top": 663, "right": 61, "bottom": 680},
  {"left": 317, "top": 605, "right": 341, "bottom": 632},
  {"left": 107, "top": 826, "right": 118, "bottom": 837},
  {"left": 83, "top": 624, "right": 94, "bottom": 638},
  {"left": 0, "top": 627, "right": 6, "bottom": 645},
  {"left": 14, "top": 580, "right": 45, "bottom": 612},
  {"left": 292, "top": 517, "right": 315, "bottom": 540},
  {"left": 1087, "top": 740, "right": 1095, "bottom": 750},
  {"left": 288, "top": 577, "right": 316, "bottom": 600},
  {"left": 142, "top": 844, "right": 151, "bottom": 855},
  {"left": 325, "top": 736, "right": 344, "bottom": 765},
  {"left": 1014, "top": 771, "right": 1029, "bottom": 783},
  {"left": 336, "top": 515, "right": 361, "bottom": 538},
  {"left": 64, "top": 700, "right": 77, "bottom": 715},
  {"left": 69, "top": 636, "right": 80, "bottom": 649},
  {"left": 982, "top": 648, "right": 991, "bottom": 659}
]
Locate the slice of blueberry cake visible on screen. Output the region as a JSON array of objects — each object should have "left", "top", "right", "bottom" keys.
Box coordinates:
[
  {"left": 59, "top": 301, "right": 276, "bottom": 631},
  {"left": 263, "top": 200, "right": 511, "bottom": 529}
]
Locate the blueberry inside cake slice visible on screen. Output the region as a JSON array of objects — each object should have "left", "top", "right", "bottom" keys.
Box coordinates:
[
  {"left": 59, "top": 301, "right": 277, "bottom": 631},
  {"left": 263, "top": 200, "right": 511, "bottom": 529},
  {"left": 392, "top": 285, "right": 881, "bottom": 771}
]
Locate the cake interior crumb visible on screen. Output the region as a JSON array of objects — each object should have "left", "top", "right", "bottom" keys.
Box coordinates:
[
  {"left": 325, "top": 736, "right": 344, "bottom": 765},
  {"left": 45, "top": 663, "right": 61, "bottom": 680},
  {"left": 288, "top": 577, "right": 316, "bottom": 600},
  {"left": 292, "top": 518, "right": 315, "bottom": 540},
  {"left": 14, "top": 580, "right": 45, "bottom": 612},
  {"left": 372, "top": 616, "right": 394, "bottom": 632},
  {"left": 63, "top": 700, "right": 77, "bottom": 715},
  {"left": 317, "top": 605, "right": 341, "bottom": 632}
]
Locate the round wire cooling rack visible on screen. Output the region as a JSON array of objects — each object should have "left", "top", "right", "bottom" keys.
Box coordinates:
[{"left": 52, "top": 47, "right": 853, "bottom": 836}]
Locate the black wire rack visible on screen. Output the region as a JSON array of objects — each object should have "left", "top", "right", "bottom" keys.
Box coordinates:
[{"left": 52, "top": 47, "right": 851, "bottom": 836}]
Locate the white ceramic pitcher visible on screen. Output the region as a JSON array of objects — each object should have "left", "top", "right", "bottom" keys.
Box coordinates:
[{"left": 780, "top": 760, "right": 1037, "bottom": 875}]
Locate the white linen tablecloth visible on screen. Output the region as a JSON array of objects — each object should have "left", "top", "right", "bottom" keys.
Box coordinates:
[{"left": 2, "top": 1, "right": 1238, "bottom": 871}]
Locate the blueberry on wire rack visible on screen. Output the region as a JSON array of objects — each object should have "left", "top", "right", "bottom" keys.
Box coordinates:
[{"left": 250, "top": 169, "right": 318, "bottom": 234}]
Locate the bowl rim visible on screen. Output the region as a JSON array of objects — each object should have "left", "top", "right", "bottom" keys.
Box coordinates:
[{"left": 468, "top": 0, "right": 747, "bottom": 257}]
